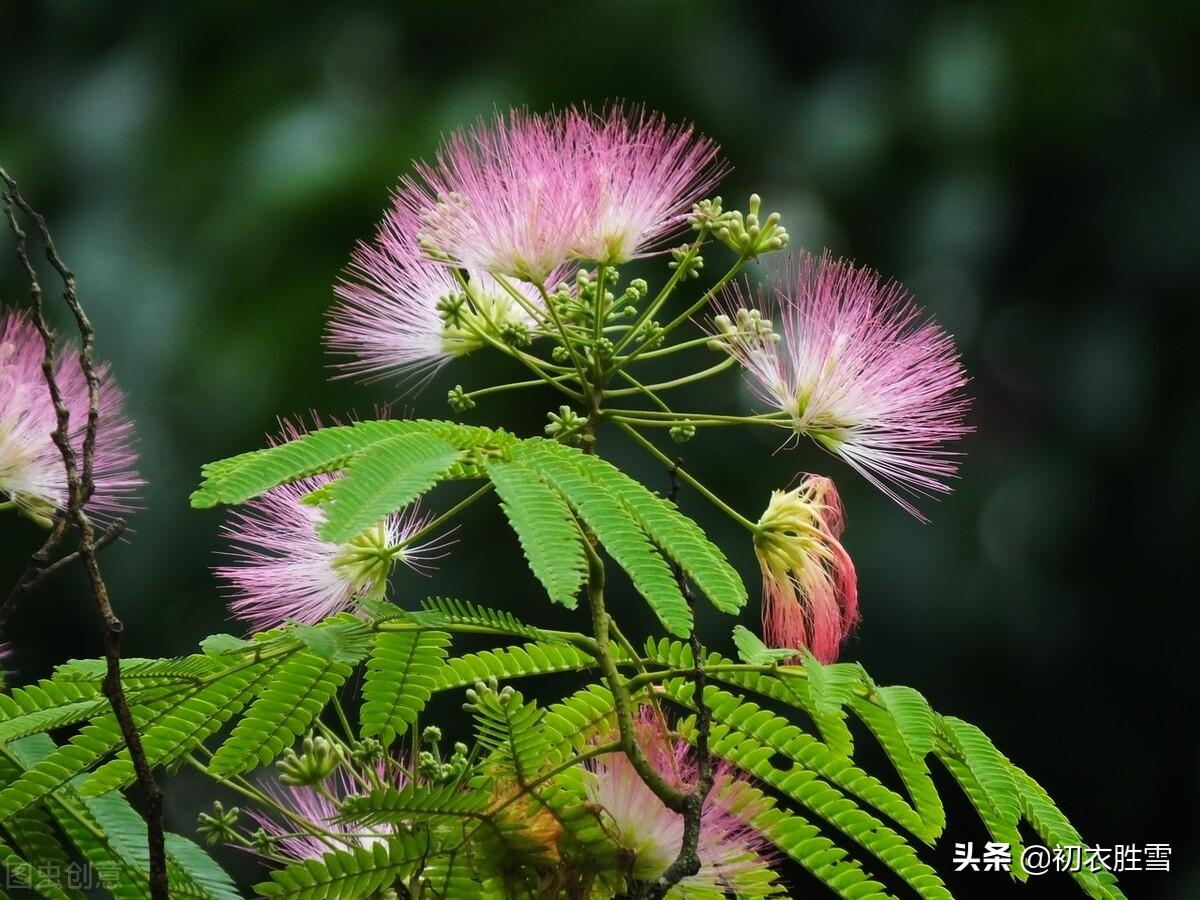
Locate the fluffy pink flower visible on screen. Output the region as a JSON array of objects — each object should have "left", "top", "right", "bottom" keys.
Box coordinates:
[
  {"left": 398, "top": 105, "right": 725, "bottom": 280},
  {"left": 399, "top": 109, "right": 588, "bottom": 282},
  {"left": 586, "top": 711, "right": 776, "bottom": 895},
  {"left": 327, "top": 202, "right": 551, "bottom": 390},
  {"left": 753, "top": 476, "right": 859, "bottom": 663},
  {"left": 215, "top": 422, "right": 452, "bottom": 632},
  {"left": 248, "top": 766, "right": 404, "bottom": 862},
  {"left": 709, "top": 252, "right": 970, "bottom": 519},
  {"left": 0, "top": 309, "right": 140, "bottom": 525},
  {"left": 568, "top": 105, "right": 725, "bottom": 264}
]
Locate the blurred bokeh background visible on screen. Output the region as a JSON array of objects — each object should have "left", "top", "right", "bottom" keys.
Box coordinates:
[{"left": 2, "top": 2, "right": 1197, "bottom": 897}]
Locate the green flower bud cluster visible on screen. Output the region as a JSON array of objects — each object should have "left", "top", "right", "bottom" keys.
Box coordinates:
[
  {"left": 688, "top": 196, "right": 725, "bottom": 230},
  {"left": 197, "top": 801, "right": 240, "bottom": 847},
  {"left": 715, "top": 194, "right": 789, "bottom": 258},
  {"left": 462, "top": 676, "right": 509, "bottom": 713},
  {"left": 436, "top": 292, "right": 470, "bottom": 328},
  {"left": 669, "top": 424, "right": 696, "bottom": 444},
  {"left": 588, "top": 336, "right": 615, "bottom": 367},
  {"left": 447, "top": 385, "right": 475, "bottom": 412},
  {"left": 349, "top": 737, "right": 384, "bottom": 768},
  {"left": 277, "top": 734, "right": 345, "bottom": 786},
  {"left": 417, "top": 725, "right": 470, "bottom": 785},
  {"left": 499, "top": 320, "right": 532, "bottom": 348},
  {"left": 669, "top": 244, "right": 704, "bottom": 279},
  {"left": 545, "top": 405, "right": 587, "bottom": 444},
  {"left": 707, "top": 307, "right": 779, "bottom": 350}
]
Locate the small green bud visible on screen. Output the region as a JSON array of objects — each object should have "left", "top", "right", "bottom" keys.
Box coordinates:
[
  {"left": 715, "top": 193, "right": 789, "bottom": 258},
  {"left": 447, "top": 385, "right": 475, "bottom": 412},
  {"left": 277, "top": 735, "right": 343, "bottom": 786},
  {"left": 688, "top": 196, "right": 725, "bottom": 230},
  {"left": 248, "top": 828, "right": 274, "bottom": 855},
  {"left": 669, "top": 244, "right": 704, "bottom": 279},
  {"left": 197, "top": 801, "right": 240, "bottom": 847},
  {"left": 436, "top": 292, "right": 469, "bottom": 328},
  {"left": 545, "top": 405, "right": 587, "bottom": 445},
  {"left": 499, "top": 320, "right": 532, "bottom": 348},
  {"left": 422, "top": 725, "right": 443, "bottom": 744},
  {"left": 349, "top": 737, "right": 384, "bottom": 767},
  {"left": 551, "top": 345, "right": 571, "bottom": 363},
  {"left": 669, "top": 425, "right": 696, "bottom": 444}
]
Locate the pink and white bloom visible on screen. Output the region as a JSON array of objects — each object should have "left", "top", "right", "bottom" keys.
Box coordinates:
[
  {"left": 400, "top": 109, "right": 588, "bottom": 282},
  {"left": 215, "top": 423, "right": 452, "bottom": 632},
  {"left": 753, "top": 476, "right": 859, "bottom": 663},
  {"left": 586, "top": 711, "right": 777, "bottom": 896},
  {"left": 709, "top": 252, "right": 970, "bottom": 518},
  {"left": 248, "top": 767, "right": 400, "bottom": 862},
  {"left": 398, "top": 105, "right": 725, "bottom": 280},
  {"left": 0, "top": 309, "right": 140, "bottom": 526},
  {"left": 568, "top": 105, "right": 725, "bottom": 265},
  {"left": 328, "top": 203, "right": 552, "bottom": 390}
]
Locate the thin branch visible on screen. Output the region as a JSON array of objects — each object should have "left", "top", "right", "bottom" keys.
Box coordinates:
[
  {"left": 0, "top": 519, "right": 126, "bottom": 627},
  {"left": 1, "top": 167, "right": 169, "bottom": 899},
  {"left": 640, "top": 458, "right": 714, "bottom": 899}
]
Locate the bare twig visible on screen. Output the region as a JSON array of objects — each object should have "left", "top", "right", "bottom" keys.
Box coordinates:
[
  {"left": 2, "top": 167, "right": 169, "bottom": 899},
  {"left": 640, "top": 458, "right": 714, "bottom": 899}
]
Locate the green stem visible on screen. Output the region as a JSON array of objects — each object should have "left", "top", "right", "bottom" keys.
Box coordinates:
[
  {"left": 583, "top": 540, "right": 688, "bottom": 813},
  {"left": 602, "top": 358, "right": 734, "bottom": 397},
  {"left": 614, "top": 227, "right": 709, "bottom": 354},
  {"left": 465, "top": 372, "right": 577, "bottom": 400},
  {"left": 535, "top": 280, "right": 590, "bottom": 388},
  {"left": 615, "top": 335, "right": 715, "bottom": 361},
  {"left": 615, "top": 421, "right": 758, "bottom": 531},
  {"left": 612, "top": 254, "right": 748, "bottom": 374},
  {"left": 388, "top": 483, "right": 494, "bottom": 553}
]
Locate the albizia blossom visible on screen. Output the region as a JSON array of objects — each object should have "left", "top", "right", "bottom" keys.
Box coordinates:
[
  {"left": 709, "top": 252, "right": 970, "bottom": 519},
  {"left": 399, "top": 105, "right": 724, "bottom": 280},
  {"left": 215, "top": 424, "right": 452, "bottom": 632},
  {"left": 248, "top": 767, "right": 400, "bottom": 862},
  {"left": 400, "top": 109, "right": 588, "bottom": 282},
  {"left": 327, "top": 203, "right": 552, "bottom": 390},
  {"left": 753, "top": 476, "right": 859, "bottom": 662},
  {"left": 0, "top": 309, "right": 140, "bottom": 525},
  {"left": 586, "top": 711, "right": 777, "bottom": 896},
  {"left": 568, "top": 105, "right": 725, "bottom": 265}
]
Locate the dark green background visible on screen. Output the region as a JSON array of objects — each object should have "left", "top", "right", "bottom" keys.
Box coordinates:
[{"left": 2, "top": 2, "right": 1196, "bottom": 897}]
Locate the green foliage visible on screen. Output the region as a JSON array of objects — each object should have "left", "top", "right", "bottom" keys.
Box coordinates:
[
  {"left": 360, "top": 629, "right": 451, "bottom": 745},
  {"left": 485, "top": 457, "right": 588, "bottom": 608},
  {"left": 207, "top": 652, "right": 355, "bottom": 777},
  {"left": 316, "top": 431, "right": 462, "bottom": 543},
  {"left": 255, "top": 836, "right": 431, "bottom": 899},
  {"left": 514, "top": 441, "right": 692, "bottom": 635}
]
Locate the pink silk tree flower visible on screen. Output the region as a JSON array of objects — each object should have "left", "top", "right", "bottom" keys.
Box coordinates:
[
  {"left": 568, "top": 105, "right": 726, "bottom": 265},
  {"left": 215, "top": 423, "right": 452, "bottom": 632},
  {"left": 752, "top": 476, "right": 859, "bottom": 663},
  {"left": 247, "top": 766, "right": 402, "bottom": 862},
  {"left": 400, "top": 109, "right": 589, "bottom": 283},
  {"left": 586, "top": 711, "right": 777, "bottom": 896},
  {"left": 327, "top": 201, "right": 551, "bottom": 391},
  {"left": 709, "top": 252, "right": 970, "bottom": 519},
  {"left": 0, "top": 308, "right": 141, "bottom": 526}
]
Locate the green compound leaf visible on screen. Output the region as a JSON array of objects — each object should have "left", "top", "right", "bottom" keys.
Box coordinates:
[
  {"left": 484, "top": 457, "right": 587, "bottom": 608},
  {"left": 733, "top": 624, "right": 795, "bottom": 665},
  {"left": 360, "top": 629, "right": 451, "bottom": 745},
  {"left": 255, "top": 836, "right": 432, "bottom": 899},
  {"left": 515, "top": 442, "right": 690, "bottom": 636},
  {"left": 81, "top": 662, "right": 272, "bottom": 796},
  {"left": 317, "top": 431, "right": 463, "bottom": 544},
  {"left": 191, "top": 419, "right": 511, "bottom": 509},
  {"left": 208, "top": 652, "right": 354, "bottom": 776},
  {"left": 534, "top": 440, "right": 746, "bottom": 614}
]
